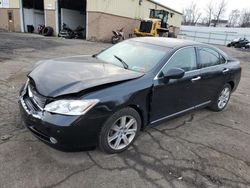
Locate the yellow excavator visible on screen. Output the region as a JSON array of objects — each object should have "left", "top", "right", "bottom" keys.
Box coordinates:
[{"left": 134, "top": 9, "right": 171, "bottom": 37}]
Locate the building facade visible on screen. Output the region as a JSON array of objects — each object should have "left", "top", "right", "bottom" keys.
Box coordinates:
[
  {"left": 0, "top": 0, "right": 182, "bottom": 41},
  {"left": 0, "top": 0, "right": 22, "bottom": 32}
]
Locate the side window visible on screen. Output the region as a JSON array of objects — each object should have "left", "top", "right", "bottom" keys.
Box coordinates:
[
  {"left": 199, "top": 48, "right": 222, "bottom": 68},
  {"left": 162, "top": 47, "right": 197, "bottom": 73}
]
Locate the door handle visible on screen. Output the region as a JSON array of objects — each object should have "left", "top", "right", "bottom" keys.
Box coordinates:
[
  {"left": 191, "top": 76, "right": 201, "bottom": 82},
  {"left": 222, "top": 68, "right": 229, "bottom": 73}
]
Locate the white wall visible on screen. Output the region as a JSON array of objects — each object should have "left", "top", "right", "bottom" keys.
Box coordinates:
[
  {"left": 44, "top": 0, "right": 56, "bottom": 10},
  {"left": 23, "top": 8, "right": 45, "bottom": 32},
  {"left": 180, "top": 26, "right": 250, "bottom": 45},
  {"left": 0, "top": 0, "right": 20, "bottom": 8},
  {"left": 181, "top": 26, "right": 250, "bottom": 35},
  {"left": 61, "top": 8, "right": 85, "bottom": 30}
]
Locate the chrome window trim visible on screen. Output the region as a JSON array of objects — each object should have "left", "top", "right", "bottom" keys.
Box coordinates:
[
  {"left": 198, "top": 61, "right": 228, "bottom": 72},
  {"left": 154, "top": 46, "right": 197, "bottom": 80},
  {"left": 154, "top": 46, "right": 228, "bottom": 80},
  {"left": 150, "top": 101, "right": 211, "bottom": 124}
]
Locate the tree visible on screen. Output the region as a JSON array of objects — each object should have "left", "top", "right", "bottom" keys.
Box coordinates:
[
  {"left": 240, "top": 9, "right": 250, "bottom": 27},
  {"left": 204, "top": 0, "right": 214, "bottom": 26},
  {"left": 213, "top": 0, "right": 227, "bottom": 27},
  {"left": 228, "top": 9, "right": 240, "bottom": 27},
  {"left": 182, "top": 2, "right": 202, "bottom": 26}
]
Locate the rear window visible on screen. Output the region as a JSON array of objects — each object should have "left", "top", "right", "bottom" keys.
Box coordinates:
[{"left": 199, "top": 48, "right": 223, "bottom": 68}]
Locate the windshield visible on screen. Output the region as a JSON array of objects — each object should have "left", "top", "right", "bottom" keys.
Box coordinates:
[{"left": 96, "top": 40, "right": 169, "bottom": 73}]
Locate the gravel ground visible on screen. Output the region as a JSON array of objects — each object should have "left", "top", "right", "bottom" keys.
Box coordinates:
[{"left": 0, "top": 32, "right": 250, "bottom": 188}]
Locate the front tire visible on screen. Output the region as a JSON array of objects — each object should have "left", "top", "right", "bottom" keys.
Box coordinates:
[
  {"left": 209, "top": 84, "right": 232, "bottom": 111},
  {"left": 99, "top": 107, "right": 141, "bottom": 154}
]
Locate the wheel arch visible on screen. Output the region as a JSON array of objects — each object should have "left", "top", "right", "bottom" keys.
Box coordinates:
[
  {"left": 128, "top": 104, "right": 147, "bottom": 130},
  {"left": 227, "top": 81, "right": 235, "bottom": 91}
]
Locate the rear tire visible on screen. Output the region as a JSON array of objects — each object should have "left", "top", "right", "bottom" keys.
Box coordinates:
[
  {"left": 99, "top": 107, "right": 141, "bottom": 154},
  {"left": 209, "top": 84, "right": 232, "bottom": 112}
]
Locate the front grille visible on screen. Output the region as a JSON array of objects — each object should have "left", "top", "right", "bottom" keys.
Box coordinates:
[
  {"left": 24, "top": 95, "right": 40, "bottom": 112},
  {"left": 139, "top": 21, "right": 153, "bottom": 33},
  {"left": 28, "top": 83, "right": 47, "bottom": 108}
]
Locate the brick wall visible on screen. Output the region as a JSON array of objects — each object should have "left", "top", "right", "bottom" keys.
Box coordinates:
[
  {"left": 87, "top": 11, "right": 180, "bottom": 42},
  {"left": 87, "top": 11, "right": 140, "bottom": 42},
  {"left": 0, "top": 8, "right": 21, "bottom": 32},
  {"left": 45, "top": 9, "right": 56, "bottom": 35}
]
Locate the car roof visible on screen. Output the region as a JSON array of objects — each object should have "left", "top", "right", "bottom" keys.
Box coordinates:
[
  {"left": 130, "top": 37, "right": 202, "bottom": 49},
  {"left": 129, "top": 37, "right": 228, "bottom": 58}
]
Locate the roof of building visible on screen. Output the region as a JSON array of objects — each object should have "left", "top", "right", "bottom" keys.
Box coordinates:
[
  {"left": 130, "top": 37, "right": 201, "bottom": 48},
  {"left": 147, "top": 0, "right": 183, "bottom": 15}
]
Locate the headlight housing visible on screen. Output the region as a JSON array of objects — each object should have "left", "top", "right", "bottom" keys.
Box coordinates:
[{"left": 44, "top": 99, "right": 99, "bottom": 116}]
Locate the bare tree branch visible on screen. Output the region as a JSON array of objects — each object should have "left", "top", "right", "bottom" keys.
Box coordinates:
[
  {"left": 182, "top": 2, "right": 202, "bottom": 26},
  {"left": 213, "top": 0, "right": 227, "bottom": 27},
  {"left": 228, "top": 9, "right": 240, "bottom": 27},
  {"left": 240, "top": 9, "right": 250, "bottom": 27},
  {"left": 204, "top": 0, "right": 214, "bottom": 26}
]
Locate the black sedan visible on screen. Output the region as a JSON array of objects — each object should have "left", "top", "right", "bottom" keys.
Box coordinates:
[{"left": 19, "top": 37, "right": 241, "bottom": 153}]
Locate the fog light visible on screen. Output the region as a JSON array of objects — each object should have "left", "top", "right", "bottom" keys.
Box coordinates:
[{"left": 50, "top": 137, "right": 58, "bottom": 144}]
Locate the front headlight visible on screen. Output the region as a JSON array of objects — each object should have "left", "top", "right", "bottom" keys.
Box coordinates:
[{"left": 44, "top": 99, "right": 99, "bottom": 116}]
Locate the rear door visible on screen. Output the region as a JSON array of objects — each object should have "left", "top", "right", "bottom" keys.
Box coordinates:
[
  {"left": 197, "top": 47, "right": 230, "bottom": 102},
  {"left": 150, "top": 47, "right": 202, "bottom": 123}
]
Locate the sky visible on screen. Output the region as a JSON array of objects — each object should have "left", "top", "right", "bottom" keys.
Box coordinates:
[{"left": 154, "top": 0, "right": 250, "bottom": 18}]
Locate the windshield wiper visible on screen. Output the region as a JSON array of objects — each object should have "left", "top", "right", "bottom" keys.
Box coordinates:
[{"left": 114, "top": 55, "right": 129, "bottom": 69}]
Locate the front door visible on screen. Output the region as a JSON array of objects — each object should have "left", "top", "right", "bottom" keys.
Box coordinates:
[
  {"left": 7, "top": 11, "right": 15, "bottom": 32},
  {"left": 150, "top": 47, "right": 202, "bottom": 123}
]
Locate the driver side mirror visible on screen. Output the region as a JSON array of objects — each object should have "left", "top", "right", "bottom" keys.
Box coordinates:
[{"left": 163, "top": 68, "right": 185, "bottom": 81}]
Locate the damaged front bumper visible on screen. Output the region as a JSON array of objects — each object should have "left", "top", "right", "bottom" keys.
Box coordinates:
[{"left": 19, "top": 86, "right": 107, "bottom": 151}]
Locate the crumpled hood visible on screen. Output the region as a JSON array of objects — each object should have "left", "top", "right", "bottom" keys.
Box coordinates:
[{"left": 29, "top": 55, "right": 144, "bottom": 98}]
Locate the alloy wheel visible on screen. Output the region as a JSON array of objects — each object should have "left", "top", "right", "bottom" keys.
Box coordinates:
[
  {"left": 107, "top": 116, "right": 137, "bottom": 150},
  {"left": 218, "top": 87, "right": 231, "bottom": 109}
]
